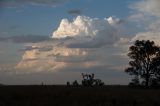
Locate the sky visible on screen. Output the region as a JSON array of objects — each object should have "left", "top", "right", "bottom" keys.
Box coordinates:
[{"left": 0, "top": 0, "right": 160, "bottom": 85}]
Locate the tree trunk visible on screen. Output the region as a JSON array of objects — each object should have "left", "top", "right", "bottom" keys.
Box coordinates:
[
  {"left": 145, "top": 77, "right": 149, "bottom": 87},
  {"left": 145, "top": 74, "right": 150, "bottom": 87}
]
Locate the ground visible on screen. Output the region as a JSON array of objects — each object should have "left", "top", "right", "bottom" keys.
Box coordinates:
[{"left": 0, "top": 85, "right": 160, "bottom": 106}]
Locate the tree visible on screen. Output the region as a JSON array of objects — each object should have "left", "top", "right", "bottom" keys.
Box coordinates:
[
  {"left": 81, "top": 73, "right": 104, "bottom": 87},
  {"left": 66, "top": 81, "right": 70, "bottom": 86},
  {"left": 72, "top": 80, "right": 79, "bottom": 87},
  {"left": 125, "top": 40, "right": 160, "bottom": 87},
  {"left": 128, "top": 76, "right": 140, "bottom": 86}
]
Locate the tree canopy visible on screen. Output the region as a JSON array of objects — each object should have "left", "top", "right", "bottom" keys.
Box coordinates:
[{"left": 125, "top": 40, "right": 160, "bottom": 86}]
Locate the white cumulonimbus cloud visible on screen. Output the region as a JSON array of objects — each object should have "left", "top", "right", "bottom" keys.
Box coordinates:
[
  {"left": 52, "top": 16, "right": 122, "bottom": 39},
  {"left": 15, "top": 15, "right": 126, "bottom": 73}
]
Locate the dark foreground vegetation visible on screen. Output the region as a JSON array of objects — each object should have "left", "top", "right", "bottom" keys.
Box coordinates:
[{"left": 0, "top": 85, "right": 160, "bottom": 106}]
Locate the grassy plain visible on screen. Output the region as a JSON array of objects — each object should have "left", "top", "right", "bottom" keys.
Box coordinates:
[{"left": 0, "top": 85, "right": 160, "bottom": 106}]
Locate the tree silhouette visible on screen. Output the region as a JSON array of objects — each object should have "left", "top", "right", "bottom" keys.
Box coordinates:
[
  {"left": 72, "top": 80, "right": 79, "bottom": 87},
  {"left": 128, "top": 76, "right": 140, "bottom": 86},
  {"left": 66, "top": 81, "right": 70, "bottom": 86},
  {"left": 81, "top": 73, "right": 104, "bottom": 87},
  {"left": 125, "top": 40, "right": 160, "bottom": 87}
]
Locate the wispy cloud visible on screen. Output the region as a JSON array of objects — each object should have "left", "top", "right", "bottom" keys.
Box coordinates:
[
  {"left": 0, "top": 35, "right": 51, "bottom": 43},
  {"left": 129, "top": 0, "right": 160, "bottom": 45},
  {"left": 0, "top": 0, "right": 68, "bottom": 8},
  {"left": 68, "top": 9, "right": 82, "bottom": 16},
  {"left": 131, "top": 0, "right": 160, "bottom": 17}
]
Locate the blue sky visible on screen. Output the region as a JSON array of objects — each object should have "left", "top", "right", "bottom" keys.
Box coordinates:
[
  {"left": 0, "top": 0, "right": 159, "bottom": 85},
  {"left": 0, "top": 0, "right": 137, "bottom": 36}
]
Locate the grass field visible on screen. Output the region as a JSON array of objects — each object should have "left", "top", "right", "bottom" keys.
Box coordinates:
[{"left": 0, "top": 85, "right": 160, "bottom": 106}]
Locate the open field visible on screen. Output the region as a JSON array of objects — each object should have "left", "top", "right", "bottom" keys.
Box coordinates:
[{"left": 0, "top": 85, "right": 160, "bottom": 106}]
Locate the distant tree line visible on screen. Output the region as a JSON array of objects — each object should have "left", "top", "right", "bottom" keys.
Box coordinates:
[{"left": 67, "top": 73, "right": 104, "bottom": 87}]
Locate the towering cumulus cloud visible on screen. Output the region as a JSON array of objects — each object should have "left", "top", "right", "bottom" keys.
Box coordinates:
[
  {"left": 52, "top": 16, "right": 121, "bottom": 39},
  {"left": 15, "top": 16, "right": 125, "bottom": 73}
]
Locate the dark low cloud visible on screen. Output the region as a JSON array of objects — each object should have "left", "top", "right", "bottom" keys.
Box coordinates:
[
  {"left": 39, "top": 45, "right": 53, "bottom": 51},
  {"left": 23, "top": 45, "right": 53, "bottom": 51},
  {"left": 0, "top": 35, "right": 51, "bottom": 43},
  {"left": 67, "top": 40, "right": 106, "bottom": 48},
  {"left": 68, "top": 9, "right": 82, "bottom": 15},
  {"left": 22, "top": 46, "right": 39, "bottom": 51},
  {"left": 0, "top": 37, "right": 7, "bottom": 41},
  {"left": 0, "top": 0, "right": 67, "bottom": 8},
  {"left": 66, "top": 30, "right": 119, "bottom": 48},
  {"left": 8, "top": 25, "right": 18, "bottom": 30},
  {"left": 23, "top": 58, "right": 38, "bottom": 62}
]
